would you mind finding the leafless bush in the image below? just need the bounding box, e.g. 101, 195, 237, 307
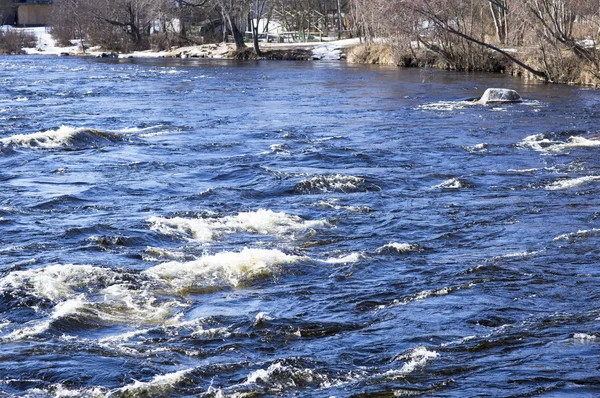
87, 23, 139, 52
0, 29, 37, 54
149, 32, 184, 51
347, 0, 600, 83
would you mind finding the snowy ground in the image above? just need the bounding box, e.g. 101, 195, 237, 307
1, 26, 82, 56
262, 38, 360, 60
3, 25, 357, 60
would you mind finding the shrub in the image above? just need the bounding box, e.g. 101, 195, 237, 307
0, 29, 37, 54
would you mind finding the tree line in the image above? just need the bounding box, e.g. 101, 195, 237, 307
50, 0, 347, 53
47, 0, 600, 82
350, 0, 600, 82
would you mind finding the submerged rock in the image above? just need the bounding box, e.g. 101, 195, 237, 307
476, 88, 522, 104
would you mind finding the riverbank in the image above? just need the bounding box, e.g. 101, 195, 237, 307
347, 43, 600, 86
10, 26, 358, 61
7, 26, 600, 86
163, 39, 358, 61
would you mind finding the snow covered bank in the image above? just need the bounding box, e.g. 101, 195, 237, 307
6, 25, 357, 61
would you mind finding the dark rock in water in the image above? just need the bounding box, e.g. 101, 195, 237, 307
96, 52, 119, 59
476, 88, 522, 104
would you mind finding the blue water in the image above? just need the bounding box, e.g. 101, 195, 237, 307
1, 55, 600, 397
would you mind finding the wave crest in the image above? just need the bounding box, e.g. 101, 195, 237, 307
376, 242, 422, 255
295, 174, 379, 194
517, 133, 600, 153
545, 176, 600, 191
0, 126, 125, 149
0, 263, 119, 301
115, 368, 194, 397
244, 361, 331, 391
388, 346, 439, 376
144, 248, 302, 290
432, 178, 472, 190
148, 209, 328, 242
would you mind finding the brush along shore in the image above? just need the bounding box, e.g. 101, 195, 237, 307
347, 43, 600, 86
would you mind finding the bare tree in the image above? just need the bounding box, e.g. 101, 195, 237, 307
213, 0, 249, 49
489, 0, 508, 44
526, 0, 599, 64
50, 0, 88, 52
250, 0, 269, 55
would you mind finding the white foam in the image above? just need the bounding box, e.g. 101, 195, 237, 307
418, 101, 475, 111
313, 136, 343, 142
4, 320, 52, 341
148, 209, 328, 242
573, 333, 597, 340
553, 228, 600, 241
0, 319, 10, 331
414, 287, 450, 301
432, 178, 465, 189
143, 246, 187, 261
296, 174, 370, 193
99, 283, 180, 324
376, 242, 420, 254
264, 143, 291, 156
495, 250, 543, 259
254, 312, 274, 326
0, 263, 182, 330
463, 143, 488, 153
0, 126, 93, 149
144, 248, 302, 290
118, 125, 166, 133
0, 264, 117, 301
388, 346, 439, 375
312, 199, 373, 212
245, 362, 325, 388
508, 168, 539, 173
138, 130, 172, 138
440, 335, 477, 347
99, 328, 152, 343
115, 368, 194, 396
191, 326, 230, 338
545, 176, 600, 190
5, 295, 86, 340
246, 363, 287, 384
322, 252, 364, 264
25, 384, 107, 398
382, 285, 470, 309
518, 134, 600, 153
52, 295, 87, 318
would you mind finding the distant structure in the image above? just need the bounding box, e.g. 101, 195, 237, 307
0, 0, 18, 25
16, 0, 51, 26
0, 0, 52, 27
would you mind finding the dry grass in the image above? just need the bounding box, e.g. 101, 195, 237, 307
347, 44, 395, 65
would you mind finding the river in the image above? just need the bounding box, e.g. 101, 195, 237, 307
1, 56, 599, 397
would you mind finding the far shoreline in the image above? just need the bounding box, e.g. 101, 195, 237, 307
12, 27, 359, 62
5, 26, 600, 87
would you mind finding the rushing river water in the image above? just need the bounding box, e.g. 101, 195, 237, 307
1, 55, 600, 397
